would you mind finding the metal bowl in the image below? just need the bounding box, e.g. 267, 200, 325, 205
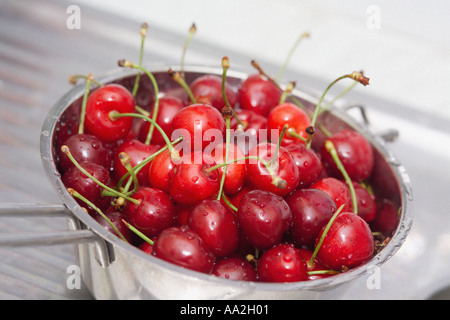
36, 66, 413, 299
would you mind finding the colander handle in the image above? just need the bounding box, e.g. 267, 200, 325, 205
0, 203, 112, 267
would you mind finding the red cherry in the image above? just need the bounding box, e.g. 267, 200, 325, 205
139, 241, 154, 255
237, 190, 292, 249
284, 142, 323, 188
310, 177, 353, 212
84, 84, 135, 143
352, 181, 377, 223
285, 188, 337, 247
137, 95, 185, 146
320, 129, 374, 181
246, 142, 299, 197
58, 133, 109, 173
230, 109, 267, 155
190, 74, 237, 111
93, 209, 133, 243
238, 74, 282, 117
171, 103, 225, 152
148, 148, 176, 193
210, 142, 246, 195
257, 243, 308, 282
187, 199, 240, 257
316, 212, 374, 270
61, 161, 112, 215
113, 139, 160, 187
123, 187, 176, 238
298, 248, 333, 280
168, 151, 220, 205
212, 256, 257, 281
267, 102, 311, 144
370, 199, 399, 236
152, 225, 216, 274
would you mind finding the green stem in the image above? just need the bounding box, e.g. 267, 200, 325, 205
180, 23, 197, 79
217, 117, 231, 201
308, 204, 346, 269
132, 22, 148, 97
68, 188, 129, 243
117, 152, 140, 195
119, 60, 160, 145
169, 68, 197, 104
78, 73, 93, 134
276, 32, 310, 82
122, 219, 154, 246
221, 193, 238, 212
60, 145, 140, 205
324, 140, 358, 215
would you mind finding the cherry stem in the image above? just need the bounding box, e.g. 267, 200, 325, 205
269, 124, 288, 170
308, 204, 346, 269
121, 219, 154, 246
180, 23, 197, 79
118, 152, 140, 195
68, 188, 129, 243
307, 71, 370, 149
109, 111, 180, 161
278, 81, 295, 105
275, 31, 310, 82
77, 72, 94, 134
69, 74, 103, 87
169, 68, 197, 104
131, 22, 149, 97
118, 59, 160, 145
221, 193, 238, 212
286, 128, 307, 143
324, 140, 358, 215
217, 116, 231, 201
307, 270, 340, 276
221, 56, 244, 128
61, 145, 140, 205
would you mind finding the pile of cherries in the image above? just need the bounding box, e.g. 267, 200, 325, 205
54, 23, 399, 283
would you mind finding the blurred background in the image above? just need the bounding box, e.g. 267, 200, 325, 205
0, 0, 449, 299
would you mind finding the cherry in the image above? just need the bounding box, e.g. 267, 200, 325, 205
137, 95, 185, 146
61, 161, 112, 215
298, 248, 334, 280
370, 199, 399, 236
310, 177, 353, 212
148, 148, 176, 193
238, 74, 282, 117
283, 142, 323, 188
152, 225, 216, 274
84, 84, 136, 143
246, 142, 299, 197
139, 240, 154, 255
57, 133, 109, 173
320, 129, 374, 181
210, 142, 246, 195
226, 184, 255, 209
285, 188, 337, 247
237, 190, 291, 249
93, 209, 134, 243
168, 151, 221, 205
112, 139, 160, 187
315, 211, 374, 270
352, 181, 376, 223
187, 199, 240, 257
267, 102, 311, 144
171, 103, 225, 152
230, 109, 267, 155
190, 74, 237, 111
257, 243, 308, 282
123, 187, 177, 238
212, 256, 257, 281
